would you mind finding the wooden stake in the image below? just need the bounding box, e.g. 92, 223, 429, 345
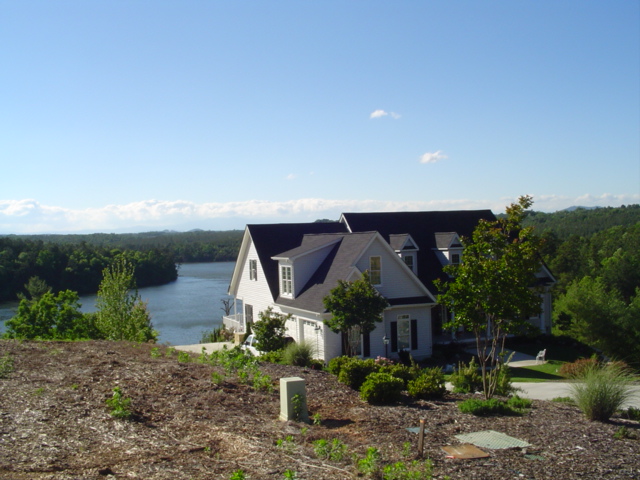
418, 419, 425, 458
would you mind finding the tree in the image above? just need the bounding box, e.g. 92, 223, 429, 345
4, 289, 99, 340
435, 196, 544, 399
252, 307, 291, 352
323, 271, 389, 357
95, 257, 157, 342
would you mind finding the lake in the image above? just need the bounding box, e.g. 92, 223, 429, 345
0, 262, 235, 346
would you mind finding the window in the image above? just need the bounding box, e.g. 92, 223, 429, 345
403, 254, 414, 272
245, 304, 253, 325
369, 256, 381, 284
391, 315, 418, 352
249, 259, 257, 280
281, 265, 292, 296
396, 314, 410, 351
451, 253, 460, 265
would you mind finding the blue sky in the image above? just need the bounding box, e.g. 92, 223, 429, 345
1, 1, 638, 234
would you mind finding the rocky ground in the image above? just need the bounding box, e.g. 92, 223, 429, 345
0, 340, 638, 480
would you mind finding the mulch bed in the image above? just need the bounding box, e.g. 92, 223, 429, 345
0, 340, 638, 479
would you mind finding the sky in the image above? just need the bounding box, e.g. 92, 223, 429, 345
1, 1, 639, 234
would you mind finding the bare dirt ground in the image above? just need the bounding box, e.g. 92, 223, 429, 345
0, 340, 638, 480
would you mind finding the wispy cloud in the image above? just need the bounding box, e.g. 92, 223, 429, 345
1, 195, 637, 234
285, 173, 296, 181
370, 109, 401, 119
420, 150, 448, 164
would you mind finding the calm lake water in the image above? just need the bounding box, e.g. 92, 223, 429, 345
0, 262, 235, 346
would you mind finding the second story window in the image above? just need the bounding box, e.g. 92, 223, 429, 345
249, 259, 257, 280
403, 254, 414, 272
369, 256, 381, 285
451, 253, 460, 265
281, 265, 292, 296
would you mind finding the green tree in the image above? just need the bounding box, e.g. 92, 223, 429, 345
554, 277, 640, 366
435, 196, 544, 399
94, 257, 157, 342
252, 307, 291, 352
4, 289, 99, 340
323, 271, 389, 357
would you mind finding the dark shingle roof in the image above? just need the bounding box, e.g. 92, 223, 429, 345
341, 210, 496, 292
247, 222, 348, 301
275, 232, 378, 312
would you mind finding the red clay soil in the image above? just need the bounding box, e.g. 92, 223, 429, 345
0, 340, 638, 479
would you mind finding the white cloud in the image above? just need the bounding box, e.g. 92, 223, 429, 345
0, 194, 638, 234
285, 173, 296, 181
420, 150, 448, 164
370, 109, 401, 119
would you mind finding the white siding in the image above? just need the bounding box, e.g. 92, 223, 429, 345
235, 241, 276, 323
355, 239, 425, 299
382, 306, 433, 360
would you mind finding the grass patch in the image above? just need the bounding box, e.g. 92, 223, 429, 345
509, 360, 565, 382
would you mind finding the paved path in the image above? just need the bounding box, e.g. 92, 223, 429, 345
174, 342, 234, 354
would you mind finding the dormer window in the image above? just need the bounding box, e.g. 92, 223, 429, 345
451, 253, 460, 265
403, 254, 415, 272
281, 265, 292, 296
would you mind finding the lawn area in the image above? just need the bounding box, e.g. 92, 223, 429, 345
509, 360, 566, 382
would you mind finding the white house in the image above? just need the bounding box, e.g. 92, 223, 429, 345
224, 210, 555, 362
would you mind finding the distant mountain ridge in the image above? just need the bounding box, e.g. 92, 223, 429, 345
524, 204, 640, 239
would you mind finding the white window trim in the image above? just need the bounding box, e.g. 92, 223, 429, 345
281, 265, 293, 297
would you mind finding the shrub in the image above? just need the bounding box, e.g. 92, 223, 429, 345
449, 357, 482, 394
621, 406, 640, 421
312, 438, 348, 461
407, 367, 446, 400
379, 363, 416, 387
360, 372, 404, 404
0, 354, 14, 379
259, 349, 285, 364
327, 355, 351, 376
106, 386, 132, 419
200, 325, 234, 343
356, 447, 380, 477
569, 363, 634, 421
458, 397, 526, 416
507, 395, 532, 410
338, 358, 377, 390
559, 357, 599, 379
494, 361, 514, 397
252, 307, 291, 352
282, 340, 315, 367
382, 459, 433, 480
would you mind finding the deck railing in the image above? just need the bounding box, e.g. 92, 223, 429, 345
222, 313, 245, 333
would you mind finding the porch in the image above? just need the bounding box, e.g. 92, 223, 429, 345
222, 313, 246, 334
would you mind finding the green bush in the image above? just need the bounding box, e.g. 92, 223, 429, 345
338, 358, 378, 390
312, 438, 348, 461
570, 363, 634, 421
458, 398, 522, 416
449, 357, 482, 393
622, 406, 640, 421
382, 459, 433, 480
327, 355, 351, 376
258, 349, 285, 364
407, 367, 446, 400
282, 340, 315, 367
0, 354, 14, 379
360, 372, 404, 404
494, 362, 514, 396
106, 386, 132, 420
379, 363, 416, 387
507, 395, 532, 410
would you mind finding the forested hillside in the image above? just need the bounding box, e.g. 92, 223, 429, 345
0, 237, 178, 302
525, 205, 640, 367
9, 229, 244, 263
